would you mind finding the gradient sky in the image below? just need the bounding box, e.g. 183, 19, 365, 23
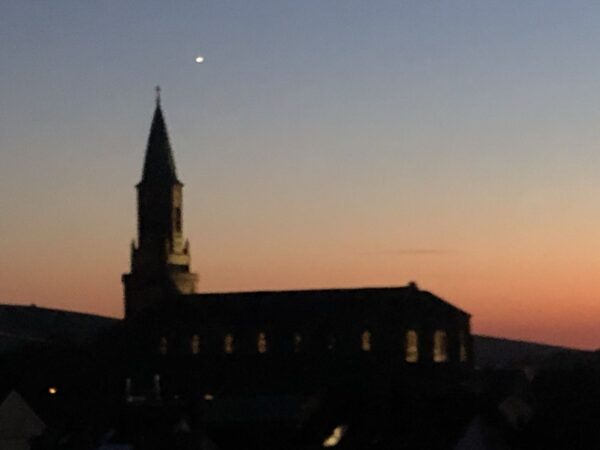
2, 1, 600, 349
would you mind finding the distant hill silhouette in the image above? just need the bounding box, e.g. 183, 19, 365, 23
0, 304, 117, 353
473, 335, 594, 369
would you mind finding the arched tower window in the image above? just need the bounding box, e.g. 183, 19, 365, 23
190, 335, 200, 355
257, 332, 267, 353
459, 330, 468, 362
433, 329, 449, 362
361, 330, 372, 352
224, 333, 234, 354
405, 330, 418, 363
158, 336, 168, 355
293, 333, 302, 353
174, 207, 182, 232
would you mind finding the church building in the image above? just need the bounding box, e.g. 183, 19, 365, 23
121, 92, 472, 398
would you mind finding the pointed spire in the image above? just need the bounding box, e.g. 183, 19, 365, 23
140, 87, 179, 185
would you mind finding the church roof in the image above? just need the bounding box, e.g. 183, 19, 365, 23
179, 285, 471, 319
139, 98, 180, 185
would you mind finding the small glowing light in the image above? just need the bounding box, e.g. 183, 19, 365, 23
195, 56, 205, 64
323, 425, 347, 447
203, 393, 214, 401
48, 387, 57, 395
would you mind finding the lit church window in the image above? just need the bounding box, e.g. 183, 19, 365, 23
190, 335, 200, 354
257, 332, 267, 353
433, 329, 449, 362
158, 337, 168, 355
224, 334, 234, 354
405, 330, 418, 363
459, 330, 468, 362
361, 330, 371, 352
293, 333, 302, 352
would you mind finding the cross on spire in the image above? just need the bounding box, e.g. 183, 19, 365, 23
155, 85, 161, 105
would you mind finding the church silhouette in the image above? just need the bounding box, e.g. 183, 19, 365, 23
120, 91, 472, 401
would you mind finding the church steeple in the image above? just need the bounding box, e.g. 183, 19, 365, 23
140, 88, 179, 185
122, 89, 198, 319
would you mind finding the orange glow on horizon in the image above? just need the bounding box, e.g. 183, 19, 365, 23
2, 239, 600, 350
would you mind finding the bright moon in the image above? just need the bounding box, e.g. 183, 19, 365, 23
195, 56, 204, 64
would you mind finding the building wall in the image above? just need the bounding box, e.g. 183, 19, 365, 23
123, 287, 472, 398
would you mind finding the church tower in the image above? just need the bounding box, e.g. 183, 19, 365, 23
122, 89, 198, 318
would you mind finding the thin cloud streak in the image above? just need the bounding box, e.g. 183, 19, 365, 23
365, 249, 455, 256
